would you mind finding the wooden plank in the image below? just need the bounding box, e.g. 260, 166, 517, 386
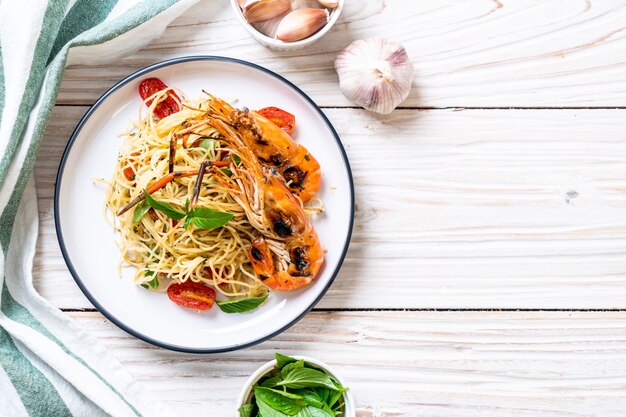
68, 310, 626, 416
56, 0, 626, 107
34, 106, 626, 309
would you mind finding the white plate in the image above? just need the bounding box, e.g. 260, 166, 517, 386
55, 56, 354, 353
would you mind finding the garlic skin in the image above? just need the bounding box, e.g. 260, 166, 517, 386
316, 0, 338, 8
276, 8, 329, 42
243, 0, 292, 24
292, 0, 324, 9
335, 39, 414, 115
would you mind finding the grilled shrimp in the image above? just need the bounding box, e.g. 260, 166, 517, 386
209, 120, 324, 291
205, 95, 321, 202
248, 231, 324, 291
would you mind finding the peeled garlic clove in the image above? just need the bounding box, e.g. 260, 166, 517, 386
244, 0, 291, 24
252, 11, 289, 38
276, 8, 329, 42
335, 38, 414, 115
316, 0, 338, 8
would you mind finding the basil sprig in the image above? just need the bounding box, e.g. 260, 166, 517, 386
135, 189, 233, 230
142, 190, 186, 220
216, 295, 268, 314
238, 353, 348, 417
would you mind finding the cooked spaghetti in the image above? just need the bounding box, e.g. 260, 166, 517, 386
106, 92, 266, 298
103, 78, 324, 313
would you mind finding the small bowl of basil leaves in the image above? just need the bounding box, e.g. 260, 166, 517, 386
237, 352, 355, 417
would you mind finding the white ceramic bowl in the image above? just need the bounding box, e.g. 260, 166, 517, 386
231, 0, 344, 50
237, 355, 356, 416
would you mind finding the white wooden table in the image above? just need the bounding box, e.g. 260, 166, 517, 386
34, 1, 626, 415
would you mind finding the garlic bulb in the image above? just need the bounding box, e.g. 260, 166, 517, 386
335, 39, 414, 114
276, 8, 329, 42
243, 0, 291, 24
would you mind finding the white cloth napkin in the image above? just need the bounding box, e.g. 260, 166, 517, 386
0, 1, 199, 415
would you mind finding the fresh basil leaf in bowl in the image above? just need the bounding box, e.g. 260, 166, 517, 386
237, 353, 354, 417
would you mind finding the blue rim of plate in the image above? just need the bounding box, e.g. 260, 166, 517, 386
54, 55, 355, 353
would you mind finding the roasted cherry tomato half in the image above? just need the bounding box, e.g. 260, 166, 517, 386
167, 281, 216, 311
138, 77, 181, 119
257, 106, 295, 134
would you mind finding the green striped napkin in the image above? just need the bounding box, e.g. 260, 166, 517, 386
0, 1, 197, 415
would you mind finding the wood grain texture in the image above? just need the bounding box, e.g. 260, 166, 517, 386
55, 0, 626, 107
34, 106, 626, 309
68, 310, 626, 417
31, 3, 626, 414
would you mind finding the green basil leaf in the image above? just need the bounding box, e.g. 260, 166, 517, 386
315, 388, 330, 403
290, 390, 324, 409
306, 407, 333, 417
327, 390, 343, 409
281, 360, 304, 379
254, 386, 304, 415
260, 375, 282, 388
216, 295, 268, 314
328, 379, 347, 408
327, 375, 344, 390
183, 216, 193, 229
238, 403, 255, 417
190, 207, 229, 218
275, 353, 298, 370
143, 273, 159, 289
142, 190, 186, 220
256, 397, 290, 417
276, 368, 337, 391
292, 408, 313, 417
191, 214, 232, 229
133, 199, 151, 223
189, 207, 233, 229
259, 388, 303, 401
